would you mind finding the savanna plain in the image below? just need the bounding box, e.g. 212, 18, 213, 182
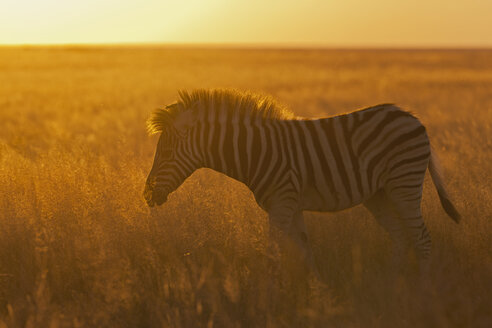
0, 47, 491, 327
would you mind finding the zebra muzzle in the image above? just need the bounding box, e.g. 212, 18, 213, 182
143, 185, 155, 207
152, 189, 168, 206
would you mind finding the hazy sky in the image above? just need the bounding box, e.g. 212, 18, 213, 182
1, 0, 491, 47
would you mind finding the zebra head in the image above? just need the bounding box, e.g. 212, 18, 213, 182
144, 104, 199, 207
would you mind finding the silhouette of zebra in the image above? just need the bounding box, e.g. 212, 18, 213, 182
144, 89, 460, 274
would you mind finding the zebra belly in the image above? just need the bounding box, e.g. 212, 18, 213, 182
300, 185, 363, 212
300, 186, 329, 211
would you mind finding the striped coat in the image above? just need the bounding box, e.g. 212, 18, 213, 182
144, 89, 460, 274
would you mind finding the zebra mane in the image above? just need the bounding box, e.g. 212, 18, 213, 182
147, 89, 295, 135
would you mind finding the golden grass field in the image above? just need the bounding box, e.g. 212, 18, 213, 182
0, 46, 491, 327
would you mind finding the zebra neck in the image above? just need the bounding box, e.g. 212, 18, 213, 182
199, 121, 271, 187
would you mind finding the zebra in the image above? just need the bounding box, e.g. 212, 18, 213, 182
143, 89, 460, 275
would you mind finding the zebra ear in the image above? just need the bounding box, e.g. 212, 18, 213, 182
174, 108, 197, 133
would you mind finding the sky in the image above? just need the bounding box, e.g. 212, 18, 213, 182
0, 0, 491, 47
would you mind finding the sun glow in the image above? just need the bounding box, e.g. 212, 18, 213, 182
0, 0, 491, 47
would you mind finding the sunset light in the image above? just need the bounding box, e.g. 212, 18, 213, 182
1, 0, 491, 47
1, 0, 491, 326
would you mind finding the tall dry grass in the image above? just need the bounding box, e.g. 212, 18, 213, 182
0, 47, 491, 327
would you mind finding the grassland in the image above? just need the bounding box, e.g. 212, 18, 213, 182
0, 46, 491, 327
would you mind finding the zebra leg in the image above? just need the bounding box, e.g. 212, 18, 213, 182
266, 208, 292, 277
268, 207, 315, 279
364, 189, 409, 273
385, 188, 432, 276
290, 211, 319, 278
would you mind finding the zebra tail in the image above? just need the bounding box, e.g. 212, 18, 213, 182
428, 146, 461, 223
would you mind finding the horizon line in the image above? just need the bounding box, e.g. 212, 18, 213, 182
1, 41, 491, 50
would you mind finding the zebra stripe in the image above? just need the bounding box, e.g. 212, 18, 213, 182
144, 89, 460, 274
